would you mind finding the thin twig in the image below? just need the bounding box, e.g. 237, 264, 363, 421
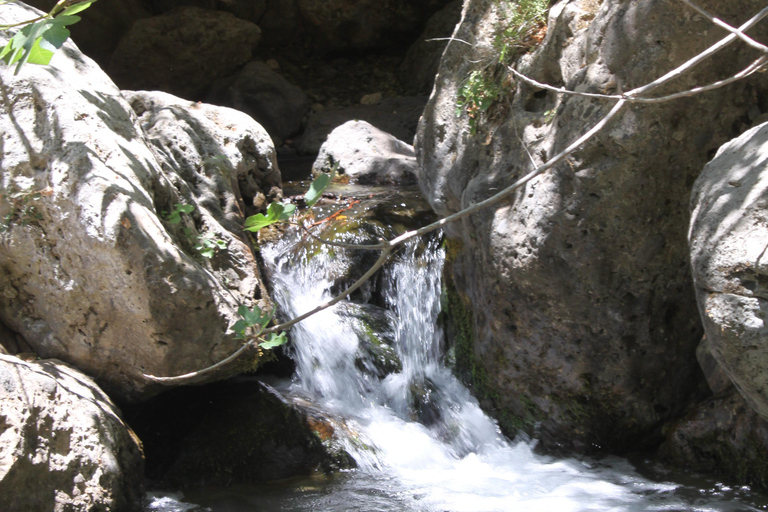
680, 0, 768, 54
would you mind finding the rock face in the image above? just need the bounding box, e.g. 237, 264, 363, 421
0, 2, 279, 401
313, 121, 418, 185
399, 0, 463, 95
127, 378, 353, 486
416, 0, 768, 452
689, 122, 768, 422
107, 6, 262, 100
207, 60, 311, 145
0, 355, 144, 512
660, 388, 768, 489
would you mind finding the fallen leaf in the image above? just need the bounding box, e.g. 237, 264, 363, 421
121, 217, 131, 229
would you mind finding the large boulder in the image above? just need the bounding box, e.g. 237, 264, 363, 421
312, 121, 418, 186
127, 378, 353, 486
689, 122, 768, 422
296, 0, 451, 55
0, 355, 144, 512
415, 0, 768, 452
207, 60, 311, 146
0, 2, 279, 401
107, 6, 262, 100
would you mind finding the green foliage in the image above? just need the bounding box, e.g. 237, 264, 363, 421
304, 170, 333, 208
232, 304, 287, 350
456, 0, 549, 136
243, 201, 296, 232
194, 236, 227, 259
0, 0, 98, 75
163, 203, 194, 224
456, 70, 503, 135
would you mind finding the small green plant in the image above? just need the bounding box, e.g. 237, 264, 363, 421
232, 305, 287, 349
243, 170, 333, 233
0, 0, 98, 75
162, 203, 194, 224
456, 0, 550, 136
195, 235, 227, 259
456, 70, 503, 135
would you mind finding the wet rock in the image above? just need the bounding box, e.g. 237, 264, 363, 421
313, 121, 418, 186
207, 60, 311, 146
299, 96, 428, 155
0, 355, 144, 512
336, 302, 403, 379
108, 6, 261, 100
689, 121, 768, 422
127, 379, 353, 486
0, 3, 276, 401
659, 389, 768, 490
416, 0, 768, 452
399, 0, 463, 94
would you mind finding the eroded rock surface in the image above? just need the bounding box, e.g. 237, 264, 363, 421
416, 0, 768, 451
0, 3, 277, 401
0, 355, 144, 512
313, 121, 418, 185
107, 6, 262, 100
689, 122, 768, 422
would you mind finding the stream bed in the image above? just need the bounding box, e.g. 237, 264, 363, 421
146, 185, 768, 512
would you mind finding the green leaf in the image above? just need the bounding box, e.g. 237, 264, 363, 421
175, 203, 195, 214
304, 173, 331, 207
24, 37, 54, 66
215, 240, 227, 249
59, 0, 99, 17
232, 319, 247, 334
259, 332, 287, 349
243, 202, 296, 232
237, 305, 250, 319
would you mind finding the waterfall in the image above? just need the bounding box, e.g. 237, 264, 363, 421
256, 229, 761, 512
147, 204, 766, 511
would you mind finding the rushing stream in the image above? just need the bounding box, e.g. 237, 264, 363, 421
147, 189, 768, 512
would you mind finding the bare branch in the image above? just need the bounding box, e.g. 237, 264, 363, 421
627, 5, 768, 98
680, 0, 768, 54
144, 338, 259, 383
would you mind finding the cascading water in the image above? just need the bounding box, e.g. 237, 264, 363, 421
147, 192, 768, 512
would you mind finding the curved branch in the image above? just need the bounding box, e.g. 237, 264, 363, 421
680, 0, 768, 54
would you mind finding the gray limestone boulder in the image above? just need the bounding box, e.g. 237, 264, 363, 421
313, 121, 418, 186
416, 0, 768, 452
107, 6, 261, 100
689, 122, 768, 422
207, 60, 311, 146
0, 355, 144, 512
0, 2, 278, 401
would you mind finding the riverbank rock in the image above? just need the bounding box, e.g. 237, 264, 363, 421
127, 378, 353, 486
207, 60, 311, 146
0, 2, 277, 401
0, 355, 144, 512
313, 121, 418, 185
689, 121, 768, 422
659, 388, 768, 490
416, 0, 768, 452
107, 6, 262, 100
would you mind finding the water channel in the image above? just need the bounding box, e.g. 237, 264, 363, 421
146, 186, 768, 512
